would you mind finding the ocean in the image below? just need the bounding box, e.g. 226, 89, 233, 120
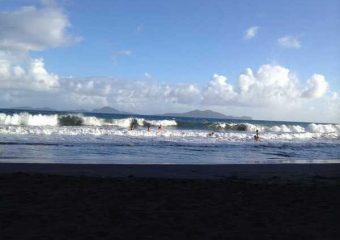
0, 109, 339, 164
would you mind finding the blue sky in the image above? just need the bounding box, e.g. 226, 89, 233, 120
33, 0, 340, 85
0, 0, 339, 122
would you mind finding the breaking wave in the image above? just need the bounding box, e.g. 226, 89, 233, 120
0, 112, 177, 128
0, 112, 339, 141
208, 122, 340, 135
0, 125, 339, 142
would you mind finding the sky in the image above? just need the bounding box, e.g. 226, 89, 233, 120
0, 0, 339, 122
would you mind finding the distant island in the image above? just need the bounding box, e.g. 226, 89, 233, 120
163, 109, 252, 120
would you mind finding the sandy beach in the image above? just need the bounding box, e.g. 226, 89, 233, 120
0, 163, 339, 239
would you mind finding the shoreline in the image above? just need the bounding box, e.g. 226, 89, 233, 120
0, 162, 339, 179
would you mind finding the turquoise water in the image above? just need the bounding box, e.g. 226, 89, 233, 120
0, 109, 339, 164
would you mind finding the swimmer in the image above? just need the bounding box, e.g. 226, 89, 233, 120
207, 132, 215, 137
144, 122, 151, 132
158, 124, 162, 131
254, 129, 260, 141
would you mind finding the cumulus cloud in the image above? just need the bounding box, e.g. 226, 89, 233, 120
0, 5, 78, 51
203, 74, 236, 105
244, 26, 259, 39
70, 93, 109, 109
0, 2, 78, 93
302, 74, 328, 98
60, 64, 339, 122
167, 84, 201, 105
1, 62, 337, 122
0, 55, 59, 91
236, 65, 301, 107
58, 64, 327, 111
278, 35, 301, 49
64, 77, 111, 96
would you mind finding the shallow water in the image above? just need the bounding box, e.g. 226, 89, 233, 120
0, 109, 339, 164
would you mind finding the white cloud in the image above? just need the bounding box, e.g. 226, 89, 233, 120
167, 84, 201, 105
302, 74, 328, 98
244, 26, 259, 39
236, 65, 301, 107
65, 78, 111, 97
116, 50, 132, 56
278, 35, 301, 49
57, 65, 333, 121
203, 74, 236, 105
1, 63, 338, 122
0, 5, 78, 51
144, 72, 152, 79
70, 93, 109, 109
0, 3, 77, 93
0, 55, 59, 91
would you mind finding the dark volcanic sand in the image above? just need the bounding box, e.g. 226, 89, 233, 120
0, 173, 339, 240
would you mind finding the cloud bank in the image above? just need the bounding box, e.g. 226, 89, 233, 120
5, 63, 333, 122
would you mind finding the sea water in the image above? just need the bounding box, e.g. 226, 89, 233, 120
0, 109, 339, 164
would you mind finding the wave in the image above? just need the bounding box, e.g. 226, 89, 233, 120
0, 112, 177, 128
208, 122, 340, 135
0, 125, 339, 142
0, 112, 339, 138
207, 123, 248, 131
0, 112, 59, 126
207, 122, 305, 133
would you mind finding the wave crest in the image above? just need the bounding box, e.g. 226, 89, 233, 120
0, 112, 177, 128
0, 113, 339, 138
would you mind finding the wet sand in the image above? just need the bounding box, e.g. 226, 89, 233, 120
0, 163, 339, 239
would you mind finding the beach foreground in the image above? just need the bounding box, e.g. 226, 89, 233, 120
0, 164, 339, 239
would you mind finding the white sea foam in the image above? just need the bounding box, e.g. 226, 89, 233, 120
0, 113, 59, 126
0, 112, 339, 141
307, 123, 340, 134
0, 124, 339, 142
144, 119, 177, 127
0, 113, 177, 128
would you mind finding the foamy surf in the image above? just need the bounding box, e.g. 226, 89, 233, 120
0, 112, 177, 128
0, 110, 339, 164
0, 112, 339, 140
0, 124, 339, 142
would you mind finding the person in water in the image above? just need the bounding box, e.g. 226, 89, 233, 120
254, 129, 260, 141
158, 124, 162, 131
207, 132, 214, 137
